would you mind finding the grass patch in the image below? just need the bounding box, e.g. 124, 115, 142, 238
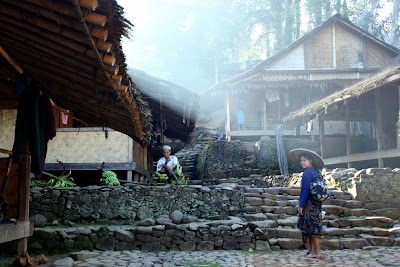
182, 261, 224, 267
369, 255, 382, 258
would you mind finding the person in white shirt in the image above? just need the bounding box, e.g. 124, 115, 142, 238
156, 145, 179, 182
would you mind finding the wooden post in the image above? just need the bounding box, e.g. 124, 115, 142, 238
345, 100, 352, 168
225, 91, 231, 141
375, 88, 384, 167
332, 22, 336, 69
263, 91, 268, 130
17, 144, 30, 255
319, 116, 325, 159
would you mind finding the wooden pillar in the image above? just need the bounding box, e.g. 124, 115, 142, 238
319, 116, 325, 159
375, 88, 384, 167
225, 91, 231, 141
263, 91, 268, 130
345, 100, 352, 168
17, 144, 30, 255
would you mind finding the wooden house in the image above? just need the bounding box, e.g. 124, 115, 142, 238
204, 15, 399, 140
283, 55, 400, 169
130, 69, 198, 143
0, 0, 153, 254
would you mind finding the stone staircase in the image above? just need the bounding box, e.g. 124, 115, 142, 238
175, 132, 218, 184
240, 186, 400, 249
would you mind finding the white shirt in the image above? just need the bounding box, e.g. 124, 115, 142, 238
156, 155, 178, 172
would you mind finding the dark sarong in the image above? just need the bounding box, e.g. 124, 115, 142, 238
297, 198, 322, 243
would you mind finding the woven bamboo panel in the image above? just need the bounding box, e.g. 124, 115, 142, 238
365, 43, 393, 68
310, 72, 358, 80
305, 26, 333, 69
46, 130, 131, 163
335, 25, 364, 68
0, 109, 17, 158
269, 45, 305, 70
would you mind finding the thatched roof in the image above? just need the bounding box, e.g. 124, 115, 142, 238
130, 69, 198, 141
282, 55, 400, 122
0, 0, 152, 143
205, 14, 399, 94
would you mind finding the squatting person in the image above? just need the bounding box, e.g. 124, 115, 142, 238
156, 145, 179, 183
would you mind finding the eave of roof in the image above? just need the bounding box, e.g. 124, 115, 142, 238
0, 0, 152, 143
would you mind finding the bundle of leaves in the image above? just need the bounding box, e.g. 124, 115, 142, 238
100, 170, 120, 186
30, 160, 76, 188
149, 162, 188, 186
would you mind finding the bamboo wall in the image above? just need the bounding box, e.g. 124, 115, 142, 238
46, 129, 131, 163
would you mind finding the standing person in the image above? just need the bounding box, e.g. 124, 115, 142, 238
156, 145, 179, 183
288, 148, 324, 258
218, 133, 226, 141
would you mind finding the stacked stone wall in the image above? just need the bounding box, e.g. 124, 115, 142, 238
29, 185, 244, 225
198, 137, 320, 184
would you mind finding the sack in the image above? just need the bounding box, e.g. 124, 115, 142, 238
309, 172, 330, 202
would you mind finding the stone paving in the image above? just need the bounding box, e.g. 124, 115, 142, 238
48, 247, 400, 267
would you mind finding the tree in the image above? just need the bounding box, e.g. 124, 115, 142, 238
391, 0, 400, 46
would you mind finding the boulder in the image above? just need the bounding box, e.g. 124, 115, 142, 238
322, 205, 343, 216
373, 208, 400, 219
248, 220, 278, 229
359, 234, 393, 246
179, 241, 196, 251
137, 218, 155, 226
182, 215, 198, 224
142, 242, 161, 251
365, 217, 393, 228
52, 257, 74, 267
170, 210, 184, 224
114, 229, 134, 242
324, 228, 342, 236
255, 240, 271, 250
96, 236, 115, 251
137, 206, 151, 220
277, 238, 303, 249
245, 197, 263, 206
69, 251, 99, 261
197, 241, 214, 250
341, 238, 369, 249
29, 214, 47, 227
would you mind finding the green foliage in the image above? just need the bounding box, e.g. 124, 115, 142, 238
100, 170, 120, 186
149, 162, 188, 186
30, 170, 76, 188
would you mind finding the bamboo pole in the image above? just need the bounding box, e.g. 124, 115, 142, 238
80, 0, 99, 11
0, 16, 115, 65
3, 1, 109, 43
0, 5, 109, 46
112, 75, 123, 84
0, 45, 23, 74
24, 0, 107, 26
106, 65, 119, 76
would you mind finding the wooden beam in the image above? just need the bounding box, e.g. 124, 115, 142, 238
225, 91, 231, 140
17, 144, 30, 255
375, 88, 384, 167
319, 116, 325, 158
345, 99, 352, 168
324, 147, 400, 165
0, 45, 23, 74
44, 162, 149, 177
0, 221, 33, 244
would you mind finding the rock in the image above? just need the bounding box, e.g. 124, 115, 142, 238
322, 205, 343, 216
364, 202, 386, 210
197, 241, 214, 250
135, 227, 153, 235
255, 240, 271, 250
96, 236, 115, 250
69, 251, 99, 261
373, 208, 400, 219
33, 229, 56, 239
179, 241, 196, 251
248, 220, 278, 229
188, 223, 199, 231
156, 216, 172, 225
242, 214, 268, 221
223, 241, 239, 250
276, 229, 302, 239
141, 242, 161, 251
277, 238, 303, 249
170, 210, 184, 224
137, 206, 151, 220
365, 217, 393, 228
115, 242, 135, 251
52, 257, 74, 267
319, 239, 341, 250
341, 238, 369, 249
360, 234, 393, 246
231, 223, 245, 231
366, 168, 386, 174
349, 209, 371, 217
277, 219, 296, 227
29, 214, 47, 227
114, 229, 134, 242
344, 200, 364, 209
182, 215, 198, 224
324, 228, 342, 236
372, 227, 390, 237
30, 241, 43, 249
137, 218, 155, 226
245, 197, 263, 206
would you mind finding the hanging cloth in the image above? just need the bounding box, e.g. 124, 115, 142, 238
61, 110, 69, 125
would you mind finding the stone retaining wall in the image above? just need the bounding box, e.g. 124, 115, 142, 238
29, 185, 244, 225
198, 137, 319, 183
